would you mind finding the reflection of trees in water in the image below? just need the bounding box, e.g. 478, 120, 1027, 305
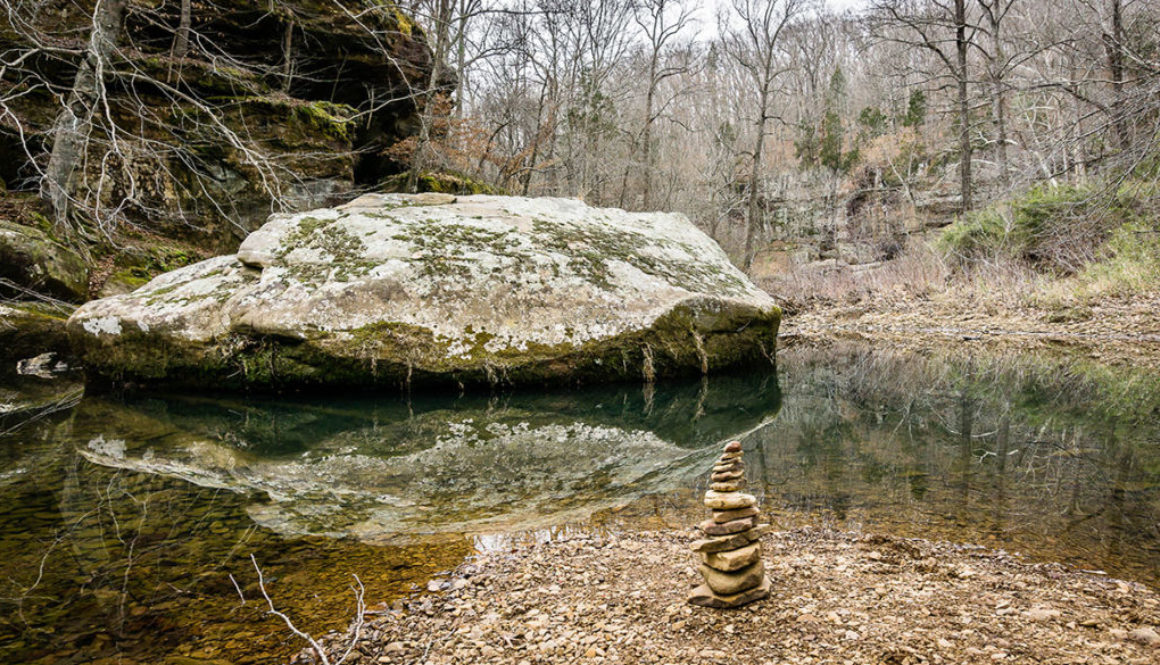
1, 453, 265, 660
751, 343, 1160, 584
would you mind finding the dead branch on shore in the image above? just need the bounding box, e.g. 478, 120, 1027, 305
251, 553, 366, 665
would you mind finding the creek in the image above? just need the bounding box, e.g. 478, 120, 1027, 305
1, 340, 1156, 664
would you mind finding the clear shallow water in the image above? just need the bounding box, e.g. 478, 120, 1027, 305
1, 341, 1157, 664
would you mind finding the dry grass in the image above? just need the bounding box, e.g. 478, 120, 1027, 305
1031, 224, 1160, 309
760, 232, 1159, 324
764, 231, 1160, 347
942, 256, 1053, 314
760, 239, 1054, 318
759, 242, 951, 312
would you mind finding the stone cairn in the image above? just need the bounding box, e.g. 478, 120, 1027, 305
688, 440, 771, 608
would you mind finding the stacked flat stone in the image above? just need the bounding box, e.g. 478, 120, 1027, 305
688, 440, 771, 608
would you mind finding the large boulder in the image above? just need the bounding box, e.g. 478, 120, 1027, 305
0, 221, 89, 301
68, 195, 781, 391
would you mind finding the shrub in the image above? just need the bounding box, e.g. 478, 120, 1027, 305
938, 207, 1013, 262
939, 182, 1155, 274
1067, 221, 1160, 299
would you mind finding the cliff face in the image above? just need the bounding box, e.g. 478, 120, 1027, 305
0, 0, 446, 255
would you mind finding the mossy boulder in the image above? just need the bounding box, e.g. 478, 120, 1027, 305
68, 195, 781, 391
0, 302, 74, 372
95, 242, 205, 298
0, 220, 89, 301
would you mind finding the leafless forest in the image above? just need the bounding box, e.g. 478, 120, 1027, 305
399, 0, 1159, 277
2, 0, 1158, 294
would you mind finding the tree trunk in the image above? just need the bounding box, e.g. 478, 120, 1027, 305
641, 55, 658, 210
522, 88, 548, 196
281, 20, 295, 92
743, 86, 769, 272
1106, 0, 1129, 151
40, 0, 128, 239
455, 0, 469, 120
985, 2, 1009, 187
174, 0, 192, 57
955, 0, 973, 212
990, 79, 1009, 188
407, 0, 452, 193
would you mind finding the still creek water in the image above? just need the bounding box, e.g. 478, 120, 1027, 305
1, 341, 1158, 664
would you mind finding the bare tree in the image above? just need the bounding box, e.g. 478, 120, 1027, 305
632, 0, 695, 209
403, 0, 465, 191
1105, 0, 1130, 151
39, 0, 129, 242
871, 0, 979, 212
720, 0, 807, 270
3, 1, 441, 257
976, 0, 1017, 188
446, 0, 1157, 275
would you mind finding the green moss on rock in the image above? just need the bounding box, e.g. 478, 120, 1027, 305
70, 298, 779, 393
97, 241, 207, 297
0, 302, 75, 369
382, 171, 504, 195
0, 220, 89, 301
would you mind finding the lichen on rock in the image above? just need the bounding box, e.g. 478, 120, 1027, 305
68, 195, 781, 391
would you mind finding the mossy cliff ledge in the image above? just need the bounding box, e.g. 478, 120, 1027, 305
67, 195, 781, 391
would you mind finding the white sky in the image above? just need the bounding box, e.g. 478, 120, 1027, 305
827, 0, 871, 9
690, 0, 872, 42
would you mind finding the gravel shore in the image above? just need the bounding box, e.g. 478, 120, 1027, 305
779, 292, 1160, 370
300, 528, 1159, 665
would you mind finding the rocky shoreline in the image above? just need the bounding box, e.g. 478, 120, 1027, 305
300, 528, 1159, 665
779, 292, 1160, 370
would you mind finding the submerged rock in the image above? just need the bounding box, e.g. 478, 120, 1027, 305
68, 195, 781, 391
